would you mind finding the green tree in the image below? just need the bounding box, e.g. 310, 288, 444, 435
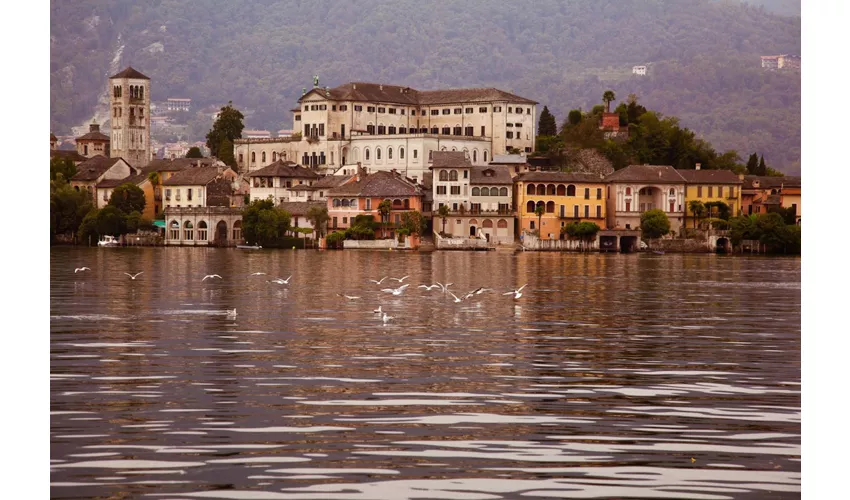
688, 200, 706, 229
96, 205, 128, 237
400, 211, 425, 236
602, 90, 616, 113
206, 101, 244, 158
50, 157, 77, 182
626, 94, 648, 124
185, 146, 203, 158
377, 199, 392, 238
326, 231, 345, 249
241, 199, 292, 246
218, 137, 236, 168
567, 109, 583, 127
124, 210, 153, 233
534, 204, 545, 234
78, 209, 100, 245
757, 155, 767, 176
305, 205, 330, 238
562, 221, 600, 250
108, 183, 146, 214
640, 209, 671, 239
50, 177, 94, 240
437, 204, 450, 235
729, 214, 759, 246
704, 201, 731, 221
538, 106, 557, 136
746, 153, 759, 174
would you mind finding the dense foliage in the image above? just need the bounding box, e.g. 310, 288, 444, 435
50, 157, 77, 182
185, 146, 203, 158
50, 176, 94, 241
50, 0, 799, 173
729, 213, 800, 254
206, 102, 244, 161
108, 183, 146, 214
344, 215, 379, 240
640, 209, 671, 239
399, 211, 426, 236
305, 205, 330, 238
241, 199, 292, 247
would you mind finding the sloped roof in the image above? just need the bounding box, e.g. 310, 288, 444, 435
247, 160, 319, 179
50, 133, 57, 142
110, 66, 150, 80
430, 151, 471, 169
298, 82, 536, 105
743, 175, 801, 189
676, 169, 742, 184
470, 166, 513, 185
279, 201, 326, 216
303, 175, 355, 190
51, 149, 87, 162
141, 157, 215, 174
515, 171, 604, 183
162, 167, 224, 186
605, 165, 686, 184
96, 174, 147, 189
71, 156, 124, 181
328, 170, 422, 198
76, 130, 110, 142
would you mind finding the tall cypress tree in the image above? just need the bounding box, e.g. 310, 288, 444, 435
746, 153, 759, 174
757, 155, 767, 176
538, 106, 557, 136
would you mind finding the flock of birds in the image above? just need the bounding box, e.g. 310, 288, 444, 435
71, 267, 527, 325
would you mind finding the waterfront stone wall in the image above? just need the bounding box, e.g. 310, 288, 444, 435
435, 233, 493, 250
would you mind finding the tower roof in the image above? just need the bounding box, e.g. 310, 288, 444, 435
110, 66, 150, 80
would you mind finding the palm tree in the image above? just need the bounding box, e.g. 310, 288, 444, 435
534, 204, 545, 235
602, 90, 616, 113
437, 204, 450, 236
377, 199, 392, 239
688, 200, 706, 229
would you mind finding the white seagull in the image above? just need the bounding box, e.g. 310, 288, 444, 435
337, 294, 360, 300
74, 267, 91, 273
226, 308, 237, 317
381, 284, 410, 296
268, 275, 292, 285
124, 272, 144, 280
382, 313, 394, 324
249, 272, 267, 276
373, 305, 383, 314
369, 277, 389, 285
436, 282, 454, 293
448, 291, 463, 303
418, 284, 441, 291
503, 284, 528, 299
389, 275, 410, 283
202, 274, 223, 281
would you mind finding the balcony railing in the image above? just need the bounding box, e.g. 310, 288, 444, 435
435, 208, 515, 216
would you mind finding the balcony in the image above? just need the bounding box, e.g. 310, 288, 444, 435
435, 208, 515, 217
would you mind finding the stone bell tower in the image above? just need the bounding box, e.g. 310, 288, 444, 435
108, 66, 151, 169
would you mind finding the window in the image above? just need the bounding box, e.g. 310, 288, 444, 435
697, 186, 703, 197
454, 108, 462, 114
708, 186, 714, 197
183, 221, 194, 241
730, 186, 736, 197
187, 188, 193, 201
429, 150, 433, 161
484, 151, 488, 162
465, 126, 473, 136
388, 126, 396, 135
597, 188, 602, 200
507, 123, 513, 127
342, 217, 348, 224
472, 187, 481, 196
453, 126, 462, 136
399, 126, 406, 134
377, 125, 386, 134
431, 127, 439, 134
465, 107, 473, 113
366, 198, 371, 210
388, 148, 393, 160
303, 106, 308, 111
251, 152, 256, 163
479, 106, 487, 113
442, 127, 450, 135
451, 186, 460, 195
365, 149, 370, 160
584, 188, 590, 199
596, 206, 602, 218
262, 152, 266, 163
388, 108, 397, 114
584, 205, 590, 218
439, 170, 448, 181
506, 131, 514, 139
378, 107, 386, 113
165, 189, 172, 200
413, 149, 418, 159
626, 201, 631, 212
515, 123, 522, 128
717, 186, 723, 198
449, 170, 458, 181
500, 187, 508, 196
332, 105, 337, 111
527, 108, 531, 114
442, 109, 451, 115
367, 106, 376, 112
319, 123, 325, 136
481, 126, 486, 136
574, 205, 579, 218
567, 185, 576, 196
508, 107, 513, 113
367, 124, 375, 134
376, 148, 382, 160
399, 148, 405, 159
354, 105, 362, 112
431, 109, 439, 116
463, 170, 468, 179
340, 105, 348, 111
626, 187, 632, 195
437, 185, 447, 195
473, 150, 478, 162
530, 221, 535, 230
546, 201, 555, 213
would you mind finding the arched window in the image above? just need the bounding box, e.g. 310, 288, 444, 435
350, 199, 357, 208
431, 127, 439, 134
183, 220, 194, 241
429, 150, 433, 161
388, 148, 393, 160
625, 187, 632, 195
197, 221, 208, 241
472, 187, 480, 196
342, 199, 350, 207
439, 170, 448, 181
376, 148, 382, 160
497, 219, 508, 228
526, 201, 535, 213
333, 199, 340, 207
272, 152, 277, 161
536, 184, 546, 195
499, 187, 508, 196
251, 152, 256, 163
669, 188, 675, 196
399, 127, 406, 134
399, 147, 405, 159
392, 199, 403, 208
365, 149, 370, 161
473, 150, 478, 163
451, 147, 457, 152
483, 219, 494, 228
139, 86, 144, 100
567, 185, 576, 196
449, 170, 458, 181
169, 220, 180, 240
484, 151, 488, 162
557, 185, 566, 196
262, 152, 266, 163
547, 184, 556, 195
232, 220, 242, 241
526, 184, 535, 195
546, 201, 555, 213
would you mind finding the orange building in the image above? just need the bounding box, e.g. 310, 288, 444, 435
742, 175, 801, 224
327, 167, 423, 237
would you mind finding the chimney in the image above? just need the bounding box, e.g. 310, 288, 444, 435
379, 84, 383, 91
356, 161, 365, 181
695, 163, 701, 170
353, 83, 357, 90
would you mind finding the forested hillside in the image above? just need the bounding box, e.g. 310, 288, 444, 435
50, 0, 800, 173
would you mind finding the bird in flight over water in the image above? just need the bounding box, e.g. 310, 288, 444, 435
124, 272, 144, 280
503, 284, 527, 299
202, 274, 223, 281
74, 267, 91, 273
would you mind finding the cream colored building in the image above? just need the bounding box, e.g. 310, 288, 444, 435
234, 81, 537, 183
247, 160, 320, 204
605, 165, 687, 233
109, 66, 151, 169
161, 166, 238, 209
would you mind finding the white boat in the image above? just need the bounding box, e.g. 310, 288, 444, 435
236, 244, 262, 249
98, 235, 120, 247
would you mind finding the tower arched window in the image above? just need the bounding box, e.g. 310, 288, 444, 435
272, 152, 277, 161
262, 152, 266, 163
251, 152, 256, 163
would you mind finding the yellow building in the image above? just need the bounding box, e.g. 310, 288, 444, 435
514, 171, 607, 240
677, 168, 743, 227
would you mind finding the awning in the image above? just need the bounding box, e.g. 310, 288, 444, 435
153, 220, 166, 228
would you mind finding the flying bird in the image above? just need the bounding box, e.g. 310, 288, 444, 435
502, 284, 527, 300
268, 275, 292, 285
418, 284, 441, 291
124, 272, 144, 280
226, 308, 237, 317
373, 305, 383, 314
337, 294, 360, 300
202, 274, 222, 281
369, 277, 388, 285
74, 267, 91, 273
448, 291, 463, 303
389, 275, 410, 283
381, 284, 410, 296
249, 272, 267, 276
382, 313, 394, 324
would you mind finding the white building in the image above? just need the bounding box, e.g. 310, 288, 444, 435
632, 65, 647, 76
161, 166, 239, 209
234, 81, 538, 183
247, 160, 321, 204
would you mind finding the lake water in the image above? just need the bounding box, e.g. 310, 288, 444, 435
50, 247, 801, 499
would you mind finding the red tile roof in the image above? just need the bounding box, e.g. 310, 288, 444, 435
110, 66, 150, 80
299, 82, 537, 105
605, 165, 686, 184
328, 170, 422, 198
